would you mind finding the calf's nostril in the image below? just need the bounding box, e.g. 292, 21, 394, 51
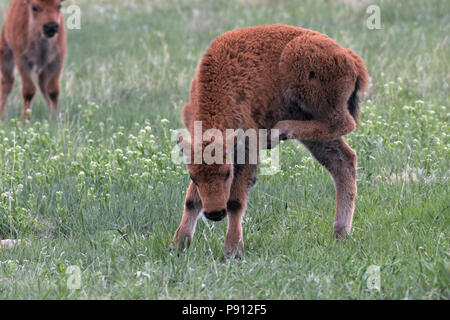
43, 22, 59, 35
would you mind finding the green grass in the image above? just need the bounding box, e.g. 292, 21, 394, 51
0, 0, 448, 299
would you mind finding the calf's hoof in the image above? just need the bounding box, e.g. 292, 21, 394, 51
272, 121, 294, 141
169, 235, 192, 253
334, 225, 350, 239
221, 251, 243, 263
223, 243, 244, 261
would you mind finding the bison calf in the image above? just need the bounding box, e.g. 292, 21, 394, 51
172, 25, 369, 258
0, 0, 66, 120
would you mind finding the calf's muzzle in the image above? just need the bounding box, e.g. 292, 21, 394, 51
204, 209, 227, 222
43, 22, 59, 38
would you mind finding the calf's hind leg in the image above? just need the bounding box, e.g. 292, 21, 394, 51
273, 112, 356, 143
302, 137, 357, 238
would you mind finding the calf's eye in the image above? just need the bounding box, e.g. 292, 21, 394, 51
224, 170, 230, 181
32, 6, 40, 12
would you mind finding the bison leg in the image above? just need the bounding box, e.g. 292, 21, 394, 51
273, 113, 356, 143
225, 165, 256, 258
302, 137, 357, 238
16, 58, 36, 120
39, 58, 62, 119
0, 42, 15, 119
41, 58, 63, 119
38, 71, 51, 109
46, 76, 60, 119
171, 181, 202, 251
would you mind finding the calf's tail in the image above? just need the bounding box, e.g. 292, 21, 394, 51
346, 49, 370, 125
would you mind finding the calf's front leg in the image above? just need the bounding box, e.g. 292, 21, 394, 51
171, 181, 202, 251
0, 43, 15, 119
225, 165, 256, 258
17, 59, 36, 120
39, 58, 63, 119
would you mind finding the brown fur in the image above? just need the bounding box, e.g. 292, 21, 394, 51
0, 0, 66, 120
172, 25, 369, 257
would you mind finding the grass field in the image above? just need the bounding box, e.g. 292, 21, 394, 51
0, 0, 448, 299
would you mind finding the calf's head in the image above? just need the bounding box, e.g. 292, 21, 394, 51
25, 0, 65, 38
178, 133, 236, 222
